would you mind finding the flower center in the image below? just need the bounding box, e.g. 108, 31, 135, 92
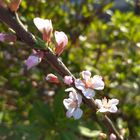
104, 103, 111, 109
70, 100, 78, 108
83, 79, 93, 89
102, 98, 111, 109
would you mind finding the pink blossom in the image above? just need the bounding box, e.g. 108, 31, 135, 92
54, 31, 68, 56
33, 18, 53, 42
63, 87, 83, 119
25, 52, 43, 70
95, 97, 119, 113
75, 70, 104, 99
45, 73, 59, 84
64, 76, 73, 85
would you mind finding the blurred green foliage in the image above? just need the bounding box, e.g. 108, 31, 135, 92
0, 0, 140, 140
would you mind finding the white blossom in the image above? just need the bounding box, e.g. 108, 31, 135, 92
63, 88, 83, 119
75, 70, 104, 99
95, 98, 119, 113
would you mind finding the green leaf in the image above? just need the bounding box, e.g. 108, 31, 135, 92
78, 126, 101, 138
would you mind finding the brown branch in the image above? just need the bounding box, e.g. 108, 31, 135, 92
0, 6, 124, 140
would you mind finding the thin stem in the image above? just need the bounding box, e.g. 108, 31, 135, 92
104, 115, 124, 140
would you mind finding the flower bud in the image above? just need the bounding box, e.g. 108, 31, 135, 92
64, 76, 73, 85
54, 31, 68, 56
33, 18, 53, 42
25, 52, 43, 70
99, 133, 107, 139
9, 0, 22, 12
0, 33, 17, 42
110, 133, 117, 140
46, 73, 59, 84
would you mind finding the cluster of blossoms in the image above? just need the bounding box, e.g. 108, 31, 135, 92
46, 70, 119, 120
61, 71, 119, 119
23, 16, 119, 120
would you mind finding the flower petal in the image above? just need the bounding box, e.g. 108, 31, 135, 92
109, 105, 118, 113
63, 98, 73, 110
75, 79, 85, 91
76, 93, 82, 105
65, 87, 76, 93
83, 88, 95, 99
33, 17, 45, 33
95, 99, 103, 108
66, 108, 75, 118
81, 70, 91, 80
98, 107, 108, 113
25, 54, 42, 70
69, 91, 77, 100
109, 99, 119, 106
54, 31, 68, 47
91, 75, 104, 90
73, 108, 83, 119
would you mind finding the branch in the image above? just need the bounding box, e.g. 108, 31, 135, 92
0, 6, 124, 140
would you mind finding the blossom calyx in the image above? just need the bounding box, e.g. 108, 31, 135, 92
9, 0, 22, 12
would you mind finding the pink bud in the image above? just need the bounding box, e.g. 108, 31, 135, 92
54, 31, 68, 56
33, 18, 53, 42
64, 76, 73, 85
46, 73, 59, 84
25, 52, 43, 70
0, 33, 17, 42
9, 0, 22, 12
110, 133, 117, 140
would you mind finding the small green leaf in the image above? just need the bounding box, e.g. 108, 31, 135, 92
78, 126, 101, 138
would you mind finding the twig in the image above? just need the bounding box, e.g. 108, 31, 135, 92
0, 6, 124, 140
